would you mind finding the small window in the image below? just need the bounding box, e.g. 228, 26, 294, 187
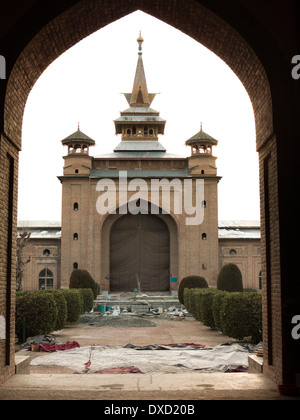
127, 128, 131, 136
149, 129, 154, 136
43, 249, 50, 256
73, 233, 78, 240
39, 268, 54, 290
202, 200, 207, 208
75, 169, 79, 174
229, 249, 237, 256
259, 271, 262, 290
132, 126, 137, 135
201, 170, 205, 175
202, 233, 207, 240
74, 202, 79, 211
73, 262, 78, 270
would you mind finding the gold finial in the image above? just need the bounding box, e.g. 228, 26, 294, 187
137, 30, 144, 43
137, 31, 144, 55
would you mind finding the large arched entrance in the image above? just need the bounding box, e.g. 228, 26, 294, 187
110, 214, 170, 292
0, 0, 299, 392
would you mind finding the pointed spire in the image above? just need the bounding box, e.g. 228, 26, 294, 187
123, 32, 157, 107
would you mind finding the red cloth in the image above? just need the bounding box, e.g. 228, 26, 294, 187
94, 366, 144, 374
38, 341, 80, 353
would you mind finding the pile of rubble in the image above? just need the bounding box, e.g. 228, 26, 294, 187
150, 306, 191, 319
78, 303, 192, 328
94, 303, 191, 319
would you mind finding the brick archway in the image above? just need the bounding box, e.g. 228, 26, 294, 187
1, 0, 299, 392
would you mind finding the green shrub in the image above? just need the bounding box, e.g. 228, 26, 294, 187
44, 290, 67, 330
60, 289, 83, 324
78, 289, 94, 313
69, 269, 99, 299
212, 290, 228, 331
199, 289, 219, 329
220, 292, 262, 343
16, 291, 58, 341
178, 276, 208, 304
183, 288, 192, 312
188, 289, 204, 321
217, 264, 243, 292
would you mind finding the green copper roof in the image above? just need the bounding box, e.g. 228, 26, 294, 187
186, 128, 218, 146
61, 128, 96, 145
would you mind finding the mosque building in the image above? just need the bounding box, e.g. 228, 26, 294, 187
19, 34, 261, 293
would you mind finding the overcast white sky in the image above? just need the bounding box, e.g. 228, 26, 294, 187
18, 10, 259, 223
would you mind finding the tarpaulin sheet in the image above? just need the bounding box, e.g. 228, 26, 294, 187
30, 343, 251, 374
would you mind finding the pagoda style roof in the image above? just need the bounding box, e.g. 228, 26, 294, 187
114, 140, 166, 153
186, 126, 218, 146
61, 127, 96, 146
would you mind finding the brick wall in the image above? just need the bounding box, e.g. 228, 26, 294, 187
0, 134, 19, 384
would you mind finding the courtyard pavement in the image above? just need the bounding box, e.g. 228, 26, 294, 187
0, 316, 298, 400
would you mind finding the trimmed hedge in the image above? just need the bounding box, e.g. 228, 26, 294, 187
199, 289, 219, 329
184, 288, 262, 344
43, 290, 68, 331
217, 263, 243, 292
69, 269, 99, 299
212, 290, 227, 331
220, 292, 262, 343
178, 276, 208, 304
60, 289, 83, 323
78, 288, 94, 313
16, 291, 58, 341
188, 289, 203, 321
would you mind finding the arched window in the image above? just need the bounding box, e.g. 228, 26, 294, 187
39, 268, 54, 290
202, 233, 207, 240
73, 262, 78, 270
43, 249, 50, 256
201, 170, 205, 175
202, 200, 207, 208
73, 233, 78, 240
229, 249, 237, 256
74, 202, 79, 211
259, 271, 262, 290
